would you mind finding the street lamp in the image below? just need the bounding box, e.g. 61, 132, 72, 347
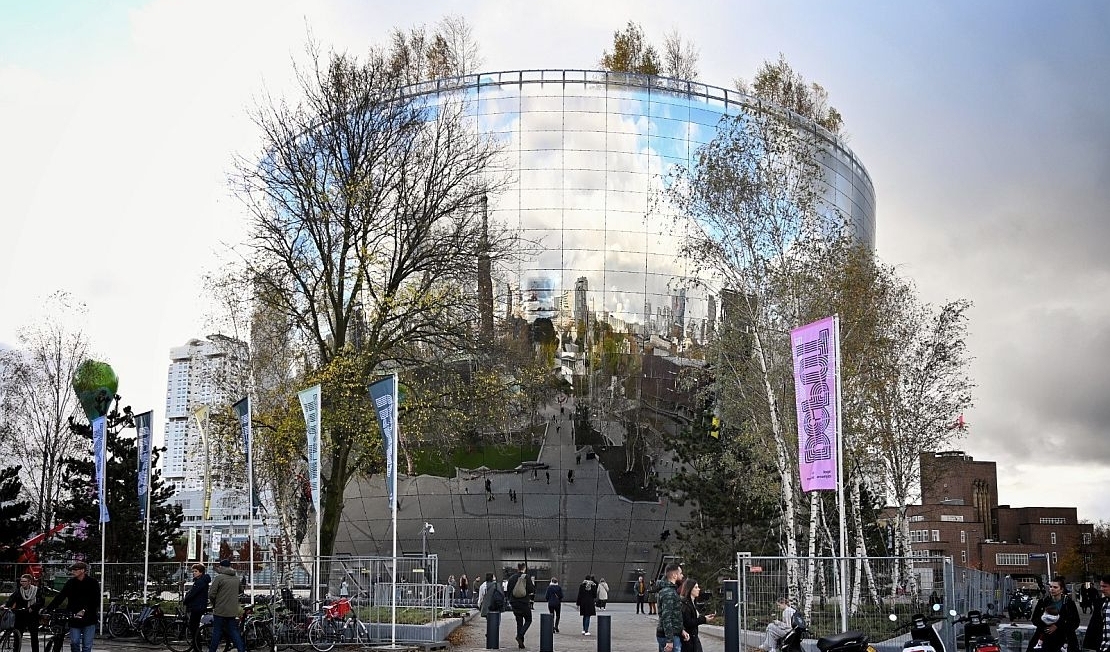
421, 522, 435, 558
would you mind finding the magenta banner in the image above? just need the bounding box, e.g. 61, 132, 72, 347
791, 316, 839, 492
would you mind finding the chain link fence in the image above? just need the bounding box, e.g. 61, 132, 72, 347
735, 556, 1006, 652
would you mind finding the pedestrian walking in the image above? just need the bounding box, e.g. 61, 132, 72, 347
545, 578, 564, 633
485, 478, 494, 501
636, 575, 648, 614
576, 575, 598, 635
680, 579, 715, 652
596, 578, 609, 609
183, 564, 210, 652
507, 563, 535, 648
1082, 576, 1110, 651
207, 559, 246, 652
47, 562, 100, 652
655, 563, 686, 652
4, 574, 44, 652
545, 471, 550, 484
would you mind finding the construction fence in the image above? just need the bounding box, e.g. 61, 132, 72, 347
735, 556, 1004, 652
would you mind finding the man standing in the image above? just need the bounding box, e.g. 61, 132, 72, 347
656, 563, 688, 652
1082, 575, 1110, 652
635, 575, 648, 614
506, 563, 535, 649
207, 559, 246, 652
47, 562, 99, 652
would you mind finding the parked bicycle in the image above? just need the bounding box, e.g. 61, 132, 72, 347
307, 599, 370, 652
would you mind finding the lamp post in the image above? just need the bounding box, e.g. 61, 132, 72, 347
421, 522, 435, 558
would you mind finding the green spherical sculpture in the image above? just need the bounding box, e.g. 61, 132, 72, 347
72, 360, 119, 421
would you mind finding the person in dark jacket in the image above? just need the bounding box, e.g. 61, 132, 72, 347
1082, 574, 1110, 652
506, 563, 536, 649
47, 562, 100, 652
679, 579, 716, 652
656, 564, 687, 652
576, 576, 598, 636
544, 578, 564, 633
5, 574, 45, 652
1026, 577, 1079, 652
183, 564, 210, 651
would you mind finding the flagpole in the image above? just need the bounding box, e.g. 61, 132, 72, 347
143, 417, 152, 603
314, 389, 321, 609
834, 315, 848, 631
391, 372, 399, 647
246, 397, 255, 599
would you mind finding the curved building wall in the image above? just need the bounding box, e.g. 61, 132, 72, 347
333, 70, 876, 596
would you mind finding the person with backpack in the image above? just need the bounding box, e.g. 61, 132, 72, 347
479, 573, 504, 617
506, 563, 535, 649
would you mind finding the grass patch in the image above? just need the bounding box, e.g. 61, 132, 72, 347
410, 428, 545, 477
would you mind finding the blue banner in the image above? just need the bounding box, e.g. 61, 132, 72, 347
368, 376, 397, 509
135, 411, 153, 520
298, 385, 321, 514
92, 416, 109, 523
233, 397, 259, 509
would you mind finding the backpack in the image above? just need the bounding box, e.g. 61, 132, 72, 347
489, 583, 506, 612
512, 574, 528, 599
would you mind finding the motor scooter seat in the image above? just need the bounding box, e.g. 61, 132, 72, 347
818, 631, 869, 652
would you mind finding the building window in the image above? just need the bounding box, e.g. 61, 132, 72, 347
961, 551, 967, 564
909, 515, 925, 522
941, 515, 965, 522
1083, 533, 1093, 545
910, 530, 930, 543
960, 531, 967, 544
1039, 517, 1066, 524
996, 553, 1030, 566
1052, 552, 1058, 564
932, 530, 941, 542
1051, 532, 1057, 544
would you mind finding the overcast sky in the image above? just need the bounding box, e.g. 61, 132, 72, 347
2, 0, 1108, 521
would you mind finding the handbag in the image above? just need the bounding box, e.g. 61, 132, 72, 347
0, 609, 15, 630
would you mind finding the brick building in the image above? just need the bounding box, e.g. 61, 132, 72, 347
882, 451, 1093, 579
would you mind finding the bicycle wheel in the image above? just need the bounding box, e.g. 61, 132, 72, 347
165, 619, 195, 652
141, 616, 168, 644
307, 620, 337, 652
244, 622, 274, 651
106, 612, 131, 638
0, 630, 15, 652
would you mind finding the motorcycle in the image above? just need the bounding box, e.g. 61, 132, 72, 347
952, 609, 1001, 652
890, 604, 948, 652
1007, 593, 1033, 621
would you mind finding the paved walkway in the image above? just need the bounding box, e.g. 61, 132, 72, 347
450, 602, 733, 652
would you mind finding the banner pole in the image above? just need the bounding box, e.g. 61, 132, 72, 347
834, 315, 848, 631
391, 372, 399, 647
247, 397, 255, 599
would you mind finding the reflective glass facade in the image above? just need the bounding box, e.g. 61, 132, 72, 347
333, 71, 876, 596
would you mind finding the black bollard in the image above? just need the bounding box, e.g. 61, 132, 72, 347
540, 613, 553, 652
722, 580, 739, 652
597, 614, 611, 652
486, 611, 501, 649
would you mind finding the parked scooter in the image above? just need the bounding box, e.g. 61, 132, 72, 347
1007, 592, 1033, 621
776, 612, 874, 652
952, 609, 1001, 652
777, 612, 810, 652
890, 604, 948, 652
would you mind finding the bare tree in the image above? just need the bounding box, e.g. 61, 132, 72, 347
229, 42, 512, 558
0, 292, 90, 531
661, 29, 699, 80
388, 16, 483, 85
